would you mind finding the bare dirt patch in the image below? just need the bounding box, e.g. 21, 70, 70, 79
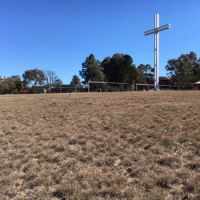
0, 91, 200, 199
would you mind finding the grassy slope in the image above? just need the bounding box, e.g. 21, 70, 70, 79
0, 91, 200, 200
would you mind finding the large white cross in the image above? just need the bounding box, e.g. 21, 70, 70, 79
144, 14, 171, 91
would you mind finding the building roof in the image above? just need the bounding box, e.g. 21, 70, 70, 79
194, 81, 200, 84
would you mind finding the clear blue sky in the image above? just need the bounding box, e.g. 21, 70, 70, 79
0, 0, 199, 83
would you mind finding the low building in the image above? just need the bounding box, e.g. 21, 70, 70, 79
194, 81, 200, 89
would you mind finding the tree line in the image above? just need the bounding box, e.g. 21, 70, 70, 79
0, 51, 200, 94
80, 51, 200, 90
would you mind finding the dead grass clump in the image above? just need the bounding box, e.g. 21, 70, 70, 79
77, 139, 87, 146
160, 138, 172, 148
81, 144, 96, 154
77, 153, 93, 163
130, 153, 144, 163
182, 175, 200, 195
190, 129, 200, 141
183, 180, 195, 194
150, 144, 163, 154
43, 153, 61, 164
176, 169, 190, 179
120, 158, 133, 167
51, 180, 81, 199
52, 190, 66, 199
100, 186, 123, 199
141, 188, 165, 200
157, 156, 180, 168
185, 161, 200, 171
143, 143, 152, 150
24, 173, 40, 189
155, 174, 176, 189
51, 140, 66, 152
68, 138, 78, 145
127, 135, 142, 144
95, 157, 115, 167
126, 167, 141, 178
0, 173, 19, 198
177, 135, 188, 144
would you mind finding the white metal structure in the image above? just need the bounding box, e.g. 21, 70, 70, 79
135, 83, 177, 91
87, 81, 129, 92
194, 81, 200, 85
144, 14, 171, 91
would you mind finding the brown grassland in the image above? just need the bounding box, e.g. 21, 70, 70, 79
0, 91, 200, 200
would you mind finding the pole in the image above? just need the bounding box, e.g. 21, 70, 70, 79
88, 81, 90, 93
154, 14, 160, 91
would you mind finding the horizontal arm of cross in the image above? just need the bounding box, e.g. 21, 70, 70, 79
144, 24, 171, 36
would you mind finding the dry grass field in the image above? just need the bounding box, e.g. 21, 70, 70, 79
0, 91, 200, 200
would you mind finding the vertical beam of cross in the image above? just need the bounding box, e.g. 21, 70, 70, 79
154, 14, 159, 91
144, 14, 171, 91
